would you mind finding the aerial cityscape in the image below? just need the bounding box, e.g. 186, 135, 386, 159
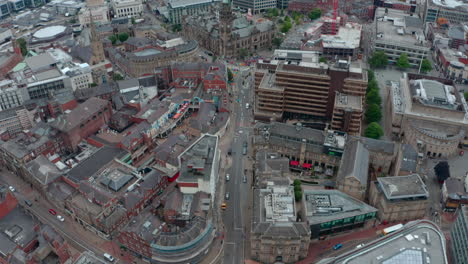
0, 0, 467, 263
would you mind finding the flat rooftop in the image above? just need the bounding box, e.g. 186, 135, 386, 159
410, 79, 463, 111
375, 8, 427, 47
377, 174, 429, 200
334, 92, 362, 111
258, 71, 284, 92
329, 220, 448, 264
322, 23, 362, 49
178, 134, 217, 183
169, 0, 219, 8
429, 0, 468, 9
303, 189, 377, 225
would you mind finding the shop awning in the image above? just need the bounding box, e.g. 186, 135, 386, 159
290, 160, 299, 166
302, 163, 312, 169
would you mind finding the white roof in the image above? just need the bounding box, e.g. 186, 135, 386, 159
33, 25, 67, 39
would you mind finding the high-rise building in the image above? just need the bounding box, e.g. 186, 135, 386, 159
451, 204, 468, 264
232, 0, 276, 14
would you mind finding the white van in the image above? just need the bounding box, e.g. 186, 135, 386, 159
103, 253, 114, 262
245, 103, 250, 109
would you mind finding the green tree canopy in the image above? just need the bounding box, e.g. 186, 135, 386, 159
367, 69, 375, 81
366, 89, 382, 106
227, 68, 234, 82
396, 53, 410, 69
319, 57, 327, 63
172, 24, 182, 32
464, 92, 468, 101
367, 79, 379, 93
16, 38, 28, 56
284, 16, 291, 22
369, 51, 388, 68
118, 32, 129, 42
365, 103, 382, 123
294, 190, 303, 201
272, 37, 282, 47
281, 21, 292, 33
308, 8, 322, 20
420, 58, 432, 73
238, 48, 249, 59
293, 179, 301, 186
365, 122, 384, 139
108, 35, 117, 45
131, 17, 136, 24
112, 73, 124, 81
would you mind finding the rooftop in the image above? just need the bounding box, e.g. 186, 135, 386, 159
73, 251, 106, 264
376, 174, 429, 200
429, 0, 468, 9
169, 0, 219, 8
327, 220, 448, 264
410, 79, 463, 111
334, 92, 362, 111
322, 23, 362, 49
0, 207, 37, 256
337, 140, 369, 185
303, 189, 378, 225
178, 134, 218, 184
375, 8, 428, 48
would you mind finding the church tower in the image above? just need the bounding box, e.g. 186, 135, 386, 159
219, 0, 234, 57
89, 12, 105, 65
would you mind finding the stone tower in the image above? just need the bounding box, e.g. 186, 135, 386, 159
219, 0, 234, 57
89, 12, 105, 65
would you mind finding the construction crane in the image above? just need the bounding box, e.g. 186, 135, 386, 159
331, 0, 338, 35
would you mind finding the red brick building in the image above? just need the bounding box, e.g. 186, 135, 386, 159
51, 97, 112, 152
0, 41, 22, 79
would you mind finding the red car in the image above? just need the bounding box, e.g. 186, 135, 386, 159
48, 209, 57, 215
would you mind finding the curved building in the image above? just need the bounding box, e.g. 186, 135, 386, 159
107, 39, 198, 77
31, 25, 68, 43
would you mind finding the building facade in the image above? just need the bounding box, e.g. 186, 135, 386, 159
168, 0, 220, 24
369, 174, 429, 222
451, 204, 468, 264
232, 0, 276, 13
111, 0, 142, 18
423, 0, 468, 23
0, 80, 29, 110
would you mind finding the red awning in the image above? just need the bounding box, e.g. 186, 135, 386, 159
302, 163, 312, 169
290, 160, 299, 166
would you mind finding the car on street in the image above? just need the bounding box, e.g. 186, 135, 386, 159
333, 243, 343, 250
226, 174, 230, 181
8, 186, 15, 192
243, 176, 247, 183
103, 253, 115, 262
245, 103, 250, 109
242, 142, 247, 155
57, 215, 64, 222
221, 202, 227, 210
225, 192, 230, 200
48, 209, 57, 215
356, 243, 365, 249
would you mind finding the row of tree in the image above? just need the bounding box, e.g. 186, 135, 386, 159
364, 70, 384, 139
108, 32, 129, 45
369, 51, 432, 73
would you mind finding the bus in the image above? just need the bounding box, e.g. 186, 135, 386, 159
383, 224, 403, 235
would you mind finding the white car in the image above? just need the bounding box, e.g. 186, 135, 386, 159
226, 174, 230, 181
57, 215, 65, 222
356, 243, 365, 249
8, 186, 15, 192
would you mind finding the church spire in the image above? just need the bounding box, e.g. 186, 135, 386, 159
89, 10, 98, 42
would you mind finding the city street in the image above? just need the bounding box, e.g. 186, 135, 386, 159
222, 66, 254, 264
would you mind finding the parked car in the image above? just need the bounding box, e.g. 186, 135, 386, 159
226, 174, 230, 181
103, 253, 115, 262
243, 176, 247, 183
57, 215, 64, 222
225, 192, 230, 200
221, 202, 227, 210
356, 243, 365, 249
48, 209, 57, 215
242, 142, 248, 155
333, 243, 343, 250
8, 186, 15, 192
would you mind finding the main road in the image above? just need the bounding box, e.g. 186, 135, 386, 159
222, 66, 254, 264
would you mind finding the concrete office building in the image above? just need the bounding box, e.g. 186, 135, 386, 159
0, 80, 29, 111
251, 181, 310, 264
254, 53, 367, 134
232, 0, 276, 13
423, 0, 468, 23
369, 174, 429, 222
303, 189, 377, 239
326, 220, 448, 264
0, 0, 10, 19
167, 0, 220, 24
374, 8, 429, 68
451, 204, 468, 264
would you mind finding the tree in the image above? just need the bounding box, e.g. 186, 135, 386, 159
464, 92, 468, 101
118, 32, 129, 42
368, 51, 388, 68
16, 38, 28, 56
396, 53, 410, 69
367, 69, 375, 81
112, 73, 124, 81
319, 57, 327, 63
365, 122, 384, 139
281, 21, 292, 33
365, 103, 382, 123
280, 8, 284, 16
294, 190, 302, 202
284, 16, 291, 22
69, 18, 76, 24
227, 68, 234, 82
89, 82, 98, 87
238, 48, 249, 59
420, 58, 432, 74
308, 8, 322, 20
267, 8, 278, 17
294, 185, 301, 192
434, 161, 450, 183
108, 35, 117, 45
131, 17, 136, 24
293, 179, 301, 186
172, 24, 182, 32
272, 37, 282, 47
366, 89, 382, 106
367, 79, 379, 93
